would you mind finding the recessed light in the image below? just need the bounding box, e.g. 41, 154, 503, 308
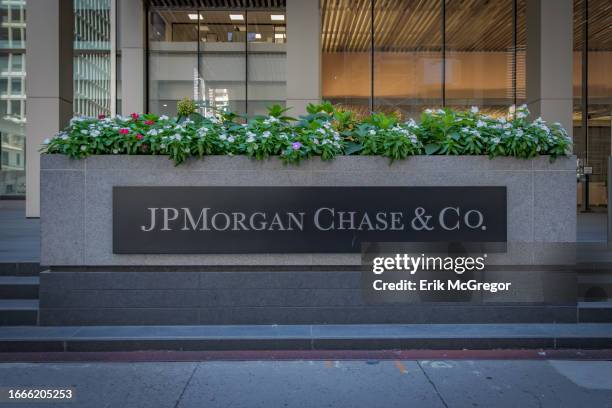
229, 14, 244, 21
271, 14, 284, 21
254, 33, 262, 39
188, 13, 203, 20
274, 33, 285, 39
163, 104, 168, 107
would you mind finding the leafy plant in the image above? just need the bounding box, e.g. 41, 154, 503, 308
42, 104, 572, 166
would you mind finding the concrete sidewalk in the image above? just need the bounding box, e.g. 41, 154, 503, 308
1, 323, 612, 352
1, 359, 611, 407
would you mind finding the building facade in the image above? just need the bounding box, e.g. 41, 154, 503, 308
0, 0, 609, 216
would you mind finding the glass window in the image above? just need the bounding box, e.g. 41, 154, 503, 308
197, 10, 247, 115
445, 0, 514, 116
247, 10, 287, 116
10, 77, 21, 95
321, 0, 372, 115
373, 0, 442, 119
148, 9, 199, 116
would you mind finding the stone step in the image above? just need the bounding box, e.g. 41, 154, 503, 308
0, 263, 44, 277
0, 276, 39, 299
578, 301, 612, 323
0, 300, 38, 326
0, 323, 611, 352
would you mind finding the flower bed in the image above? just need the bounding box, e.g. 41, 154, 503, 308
42, 102, 571, 165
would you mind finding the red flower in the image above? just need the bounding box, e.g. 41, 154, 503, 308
136, 133, 143, 140
98, 114, 106, 120
131, 113, 139, 120
119, 128, 129, 135
144, 120, 155, 126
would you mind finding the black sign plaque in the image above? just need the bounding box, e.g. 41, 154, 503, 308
113, 186, 507, 254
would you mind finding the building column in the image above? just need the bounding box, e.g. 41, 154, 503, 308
119, 0, 146, 114
286, 0, 321, 115
25, 0, 73, 218
526, 0, 573, 139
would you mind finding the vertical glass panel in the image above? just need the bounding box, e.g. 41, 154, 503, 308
321, 0, 372, 116
197, 10, 247, 116
573, 0, 585, 170
73, 0, 112, 117
148, 9, 199, 117
445, 0, 514, 117
585, 0, 612, 204
516, 0, 526, 106
247, 10, 286, 116
373, 0, 442, 119
0, 0, 26, 196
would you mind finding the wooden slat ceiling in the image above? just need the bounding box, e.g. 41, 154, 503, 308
321, 0, 611, 53
148, 0, 611, 51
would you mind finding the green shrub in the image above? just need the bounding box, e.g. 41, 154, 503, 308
42, 103, 572, 166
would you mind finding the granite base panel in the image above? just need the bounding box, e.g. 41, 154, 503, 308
39, 271, 578, 325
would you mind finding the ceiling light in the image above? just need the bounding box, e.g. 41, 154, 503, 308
274, 33, 285, 39
254, 33, 262, 39
188, 14, 203, 20
229, 14, 244, 21
270, 14, 285, 21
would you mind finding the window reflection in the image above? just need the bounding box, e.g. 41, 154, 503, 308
148, 7, 287, 118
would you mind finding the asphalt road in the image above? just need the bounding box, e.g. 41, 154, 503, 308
0, 359, 611, 407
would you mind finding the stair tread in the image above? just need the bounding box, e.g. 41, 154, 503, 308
0, 276, 39, 285
0, 299, 38, 310
579, 301, 612, 309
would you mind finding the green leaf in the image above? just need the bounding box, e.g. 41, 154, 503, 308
425, 143, 440, 155
345, 141, 364, 155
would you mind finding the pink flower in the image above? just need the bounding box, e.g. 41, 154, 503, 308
144, 120, 155, 126
136, 133, 143, 140
130, 113, 139, 120
98, 114, 106, 120
119, 128, 129, 135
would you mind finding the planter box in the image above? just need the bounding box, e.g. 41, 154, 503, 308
39, 154, 578, 325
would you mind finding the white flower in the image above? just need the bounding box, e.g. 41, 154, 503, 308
491, 137, 501, 144
148, 129, 158, 136
61, 135, 69, 140
219, 134, 227, 141
268, 116, 279, 123
80, 129, 88, 135
80, 145, 87, 151
262, 131, 271, 139
172, 133, 182, 141
247, 136, 256, 143
313, 138, 320, 145
498, 117, 507, 124
227, 136, 235, 143
516, 111, 527, 119
159, 115, 169, 121
112, 149, 119, 154
516, 129, 524, 137
160, 144, 166, 149
437, 109, 445, 114
470, 106, 479, 114
90, 130, 100, 137
476, 120, 485, 128
369, 130, 376, 136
